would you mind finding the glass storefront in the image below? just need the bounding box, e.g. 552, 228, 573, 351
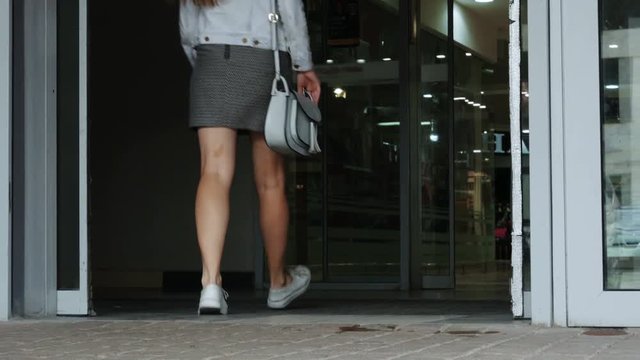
601, 0, 640, 290
284, 0, 529, 296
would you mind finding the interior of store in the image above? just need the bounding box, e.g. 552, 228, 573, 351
57, 0, 530, 307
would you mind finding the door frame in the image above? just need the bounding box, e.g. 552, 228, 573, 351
561, 0, 640, 327
57, 0, 89, 316
0, 0, 12, 321
529, 0, 554, 326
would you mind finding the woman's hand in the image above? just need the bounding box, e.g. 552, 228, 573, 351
297, 71, 321, 104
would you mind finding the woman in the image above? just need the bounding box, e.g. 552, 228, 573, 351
179, 0, 321, 315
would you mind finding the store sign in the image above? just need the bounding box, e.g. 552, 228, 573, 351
328, 0, 360, 46
491, 132, 530, 155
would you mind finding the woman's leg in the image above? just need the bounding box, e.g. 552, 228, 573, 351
196, 127, 237, 287
250, 132, 290, 289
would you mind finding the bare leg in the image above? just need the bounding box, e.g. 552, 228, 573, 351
196, 128, 237, 287
250, 132, 290, 289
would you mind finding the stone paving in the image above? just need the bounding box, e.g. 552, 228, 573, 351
1, 296, 639, 359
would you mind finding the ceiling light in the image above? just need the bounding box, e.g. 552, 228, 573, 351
609, 44, 619, 49
378, 121, 400, 127
382, 57, 392, 61
430, 134, 439, 142
357, 59, 366, 64
605, 85, 619, 90
333, 88, 347, 99
465, 52, 472, 57
473, 149, 482, 153
454, 97, 466, 101
523, 129, 530, 134
480, 91, 485, 95
423, 94, 433, 99
475, 0, 494, 2
436, 54, 446, 59
480, 105, 487, 109
326, 59, 334, 64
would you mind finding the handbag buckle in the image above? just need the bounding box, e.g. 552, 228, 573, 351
268, 13, 280, 23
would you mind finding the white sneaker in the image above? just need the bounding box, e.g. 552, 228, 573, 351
267, 265, 311, 309
198, 284, 229, 315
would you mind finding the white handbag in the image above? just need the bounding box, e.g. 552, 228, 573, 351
264, 0, 322, 157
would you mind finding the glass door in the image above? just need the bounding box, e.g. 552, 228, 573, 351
286, 0, 403, 284
564, 0, 640, 326
417, 0, 454, 289
416, 0, 525, 302
56, 0, 89, 315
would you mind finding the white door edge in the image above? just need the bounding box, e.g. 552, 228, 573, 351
56, 0, 89, 316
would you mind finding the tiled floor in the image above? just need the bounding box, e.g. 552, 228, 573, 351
2, 292, 638, 359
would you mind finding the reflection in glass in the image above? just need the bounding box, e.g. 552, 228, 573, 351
453, 1, 511, 297
324, 0, 401, 279
601, 0, 640, 290
287, 0, 401, 281
285, 0, 324, 282
419, 0, 452, 283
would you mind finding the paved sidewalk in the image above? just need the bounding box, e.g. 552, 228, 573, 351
1, 318, 639, 360
1, 297, 639, 359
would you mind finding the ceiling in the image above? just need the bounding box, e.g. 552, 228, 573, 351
456, 0, 510, 29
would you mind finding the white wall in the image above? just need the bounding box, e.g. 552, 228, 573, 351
0, 0, 12, 320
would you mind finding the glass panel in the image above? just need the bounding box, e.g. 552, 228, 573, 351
285, 0, 325, 282
419, 0, 452, 284
323, 0, 401, 280
57, 0, 80, 290
453, 0, 510, 298
601, 0, 640, 290
283, 0, 401, 283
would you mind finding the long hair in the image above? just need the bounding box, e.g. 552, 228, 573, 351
187, 0, 219, 6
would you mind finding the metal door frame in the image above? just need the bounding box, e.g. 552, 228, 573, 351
10, 0, 58, 318
0, 0, 12, 321
561, 0, 640, 327
528, 0, 555, 326
57, 0, 89, 315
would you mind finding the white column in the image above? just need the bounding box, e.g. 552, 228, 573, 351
0, 0, 12, 321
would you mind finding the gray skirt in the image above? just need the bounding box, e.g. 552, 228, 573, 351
189, 44, 292, 132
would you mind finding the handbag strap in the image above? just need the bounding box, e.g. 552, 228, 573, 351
269, 0, 282, 81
